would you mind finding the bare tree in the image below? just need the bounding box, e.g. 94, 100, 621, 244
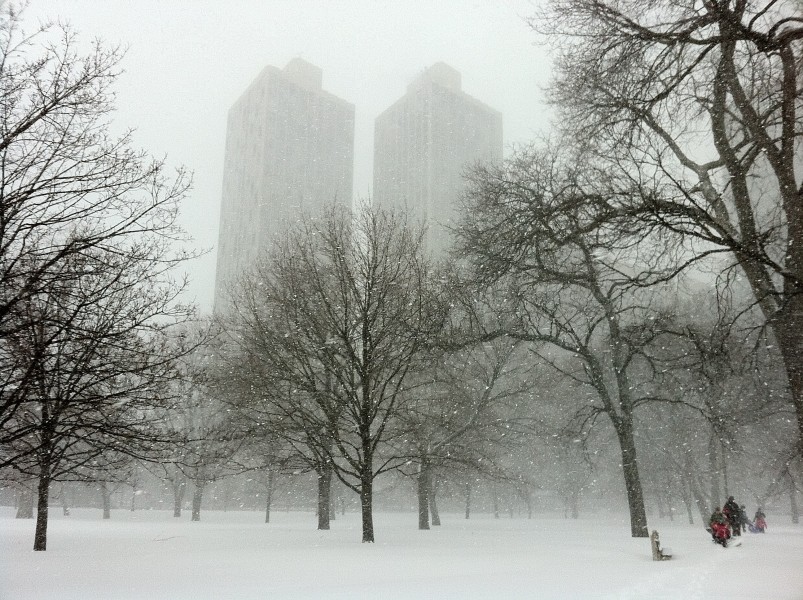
455, 146, 695, 537
0, 7, 193, 437
536, 0, 803, 455
164, 328, 243, 523
399, 333, 532, 530
215, 349, 336, 530
1, 246, 191, 551
227, 203, 448, 542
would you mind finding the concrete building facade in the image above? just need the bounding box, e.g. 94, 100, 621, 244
213, 58, 354, 309
373, 62, 503, 255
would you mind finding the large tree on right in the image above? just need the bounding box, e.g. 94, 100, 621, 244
536, 0, 803, 454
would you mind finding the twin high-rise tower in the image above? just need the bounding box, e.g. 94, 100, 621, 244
213, 59, 502, 309
373, 63, 503, 253
214, 58, 355, 309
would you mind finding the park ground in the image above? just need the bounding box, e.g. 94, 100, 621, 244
2, 507, 802, 599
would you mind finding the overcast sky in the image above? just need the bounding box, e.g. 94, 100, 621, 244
26, 0, 552, 312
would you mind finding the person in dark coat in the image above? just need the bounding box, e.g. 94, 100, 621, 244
739, 505, 748, 532
723, 496, 741, 536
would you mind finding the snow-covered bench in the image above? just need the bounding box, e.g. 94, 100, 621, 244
650, 530, 672, 561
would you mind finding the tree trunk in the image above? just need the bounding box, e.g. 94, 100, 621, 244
317, 466, 331, 531
429, 473, 441, 526
222, 480, 230, 512
657, 487, 674, 521
100, 481, 111, 519
173, 480, 185, 518
709, 435, 722, 509
774, 297, 803, 456
522, 489, 533, 520
60, 483, 70, 516
492, 483, 500, 519
16, 487, 34, 519
568, 489, 579, 519
464, 482, 471, 519
191, 481, 204, 522
265, 469, 274, 524
614, 421, 648, 537
417, 458, 431, 530
34, 449, 52, 551
683, 453, 710, 524
678, 478, 695, 525
360, 468, 374, 543
790, 478, 800, 524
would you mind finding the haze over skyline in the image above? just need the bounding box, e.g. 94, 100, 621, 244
25, 0, 551, 312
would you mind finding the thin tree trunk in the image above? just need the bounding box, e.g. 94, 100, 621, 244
101, 482, 111, 519
222, 480, 230, 512
417, 457, 430, 530
61, 483, 70, 516
464, 482, 471, 520
191, 481, 204, 522
522, 489, 533, 520
679, 478, 695, 525
16, 487, 34, 519
265, 469, 274, 524
492, 484, 500, 519
790, 477, 800, 524
683, 454, 710, 524
709, 436, 722, 509
173, 480, 185, 518
429, 473, 441, 527
317, 466, 331, 530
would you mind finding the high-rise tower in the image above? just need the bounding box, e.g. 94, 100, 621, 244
213, 58, 355, 309
373, 62, 502, 255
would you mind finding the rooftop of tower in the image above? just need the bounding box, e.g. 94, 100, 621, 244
407, 62, 461, 93
375, 61, 501, 122
282, 57, 323, 91
229, 58, 353, 114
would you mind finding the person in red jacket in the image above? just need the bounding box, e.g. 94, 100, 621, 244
750, 508, 767, 533
709, 507, 731, 547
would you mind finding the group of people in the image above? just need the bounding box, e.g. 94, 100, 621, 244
709, 496, 768, 547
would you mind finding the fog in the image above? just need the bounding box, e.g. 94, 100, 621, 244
4, 1, 802, 597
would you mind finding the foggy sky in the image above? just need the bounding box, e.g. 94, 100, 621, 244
25, 0, 551, 311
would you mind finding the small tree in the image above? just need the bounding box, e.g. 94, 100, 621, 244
166, 329, 243, 523
400, 335, 532, 530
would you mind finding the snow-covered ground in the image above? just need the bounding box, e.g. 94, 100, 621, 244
2, 507, 801, 599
